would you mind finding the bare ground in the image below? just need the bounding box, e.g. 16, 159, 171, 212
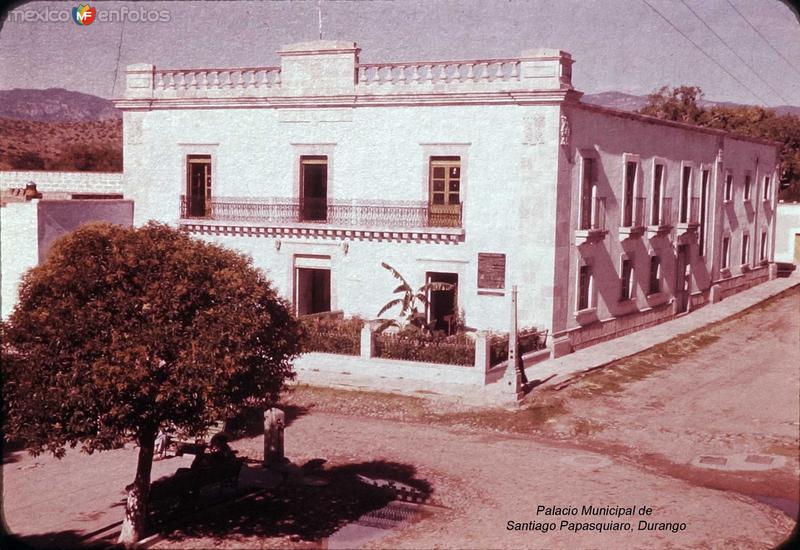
152, 288, 800, 549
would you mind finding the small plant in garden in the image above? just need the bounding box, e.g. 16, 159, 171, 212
376, 262, 453, 335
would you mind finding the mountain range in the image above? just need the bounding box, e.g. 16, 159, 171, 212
1, 88, 799, 123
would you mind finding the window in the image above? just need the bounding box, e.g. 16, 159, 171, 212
577, 264, 593, 311
722, 236, 731, 269
741, 234, 750, 266
743, 175, 752, 201
760, 231, 768, 261
580, 157, 595, 230
622, 160, 637, 227
429, 157, 462, 227
763, 176, 771, 201
679, 165, 692, 223
724, 173, 733, 202
186, 155, 212, 217
300, 156, 328, 221
699, 169, 710, 256
620, 257, 634, 301
649, 256, 661, 295
651, 163, 664, 225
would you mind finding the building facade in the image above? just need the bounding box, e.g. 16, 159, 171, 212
114, 40, 779, 355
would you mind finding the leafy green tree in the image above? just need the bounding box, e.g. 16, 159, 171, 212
639, 85, 706, 124
638, 85, 800, 201
2, 222, 302, 546
376, 262, 453, 334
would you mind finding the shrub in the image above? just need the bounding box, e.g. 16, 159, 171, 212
489, 328, 546, 367
301, 315, 364, 356
375, 326, 475, 366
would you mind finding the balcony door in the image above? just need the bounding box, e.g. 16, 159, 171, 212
187, 155, 211, 217
300, 156, 328, 222
429, 157, 461, 227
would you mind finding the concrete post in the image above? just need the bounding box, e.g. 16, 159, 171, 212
360, 325, 374, 359
709, 284, 723, 304
768, 262, 778, 280
474, 331, 491, 373
508, 285, 526, 400
124, 63, 154, 99
263, 408, 285, 467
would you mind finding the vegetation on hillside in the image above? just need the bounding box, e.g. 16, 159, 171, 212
638, 86, 800, 201
0, 117, 122, 172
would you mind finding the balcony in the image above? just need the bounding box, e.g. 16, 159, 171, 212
179, 196, 464, 243
574, 196, 607, 245
619, 196, 646, 239
647, 196, 673, 237
676, 197, 700, 235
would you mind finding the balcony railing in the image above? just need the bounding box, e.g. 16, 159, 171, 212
180, 196, 462, 228
575, 196, 607, 244
620, 196, 646, 239
677, 197, 700, 234
650, 196, 672, 227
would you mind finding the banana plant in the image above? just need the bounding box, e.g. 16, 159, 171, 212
376, 262, 454, 334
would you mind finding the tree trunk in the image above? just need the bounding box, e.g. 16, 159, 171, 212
118, 426, 157, 547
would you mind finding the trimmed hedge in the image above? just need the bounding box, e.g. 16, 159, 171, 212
375, 328, 475, 366
301, 315, 364, 356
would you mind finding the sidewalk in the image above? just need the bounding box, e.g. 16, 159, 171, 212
528, 273, 800, 390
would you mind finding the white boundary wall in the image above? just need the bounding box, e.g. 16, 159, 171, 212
0, 171, 123, 194
1, 201, 39, 318
776, 202, 800, 262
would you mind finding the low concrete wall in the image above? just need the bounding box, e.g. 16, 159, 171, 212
0, 171, 123, 194
294, 352, 486, 386
1, 201, 39, 319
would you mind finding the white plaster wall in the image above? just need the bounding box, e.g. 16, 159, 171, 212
560, 105, 778, 333
124, 102, 560, 332
775, 202, 800, 262
0, 171, 122, 194
1, 201, 39, 319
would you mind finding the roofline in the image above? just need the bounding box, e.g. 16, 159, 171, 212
573, 102, 782, 148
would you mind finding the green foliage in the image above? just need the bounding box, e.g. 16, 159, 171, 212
56, 143, 123, 171
375, 326, 475, 366
639, 85, 706, 124
8, 151, 46, 169
638, 85, 800, 201
2, 222, 302, 458
376, 262, 453, 334
489, 329, 546, 367
301, 315, 364, 356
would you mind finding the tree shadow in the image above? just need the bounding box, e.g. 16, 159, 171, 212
1, 530, 116, 549
2, 439, 27, 464
153, 459, 432, 545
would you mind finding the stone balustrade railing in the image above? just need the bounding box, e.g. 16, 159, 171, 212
357, 59, 521, 86
153, 66, 281, 92
123, 42, 573, 101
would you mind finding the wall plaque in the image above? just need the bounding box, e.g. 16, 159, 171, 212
477, 253, 506, 289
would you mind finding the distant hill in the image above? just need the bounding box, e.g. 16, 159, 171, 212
582, 91, 800, 117
0, 117, 121, 171
0, 88, 121, 122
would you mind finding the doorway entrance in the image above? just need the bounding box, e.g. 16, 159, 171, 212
187, 155, 211, 217
295, 268, 331, 315
675, 244, 689, 314
300, 156, 328, 222
426, 272, 458, 334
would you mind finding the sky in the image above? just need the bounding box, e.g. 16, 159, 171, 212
0, 0, 799, 106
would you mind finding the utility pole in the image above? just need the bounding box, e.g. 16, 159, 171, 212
318, 0, 323, 40
508, 285, 527, 401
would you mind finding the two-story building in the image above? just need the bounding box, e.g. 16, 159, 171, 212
114, 40, 779, 356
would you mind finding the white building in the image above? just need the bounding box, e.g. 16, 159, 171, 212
115, 40, 780, 356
